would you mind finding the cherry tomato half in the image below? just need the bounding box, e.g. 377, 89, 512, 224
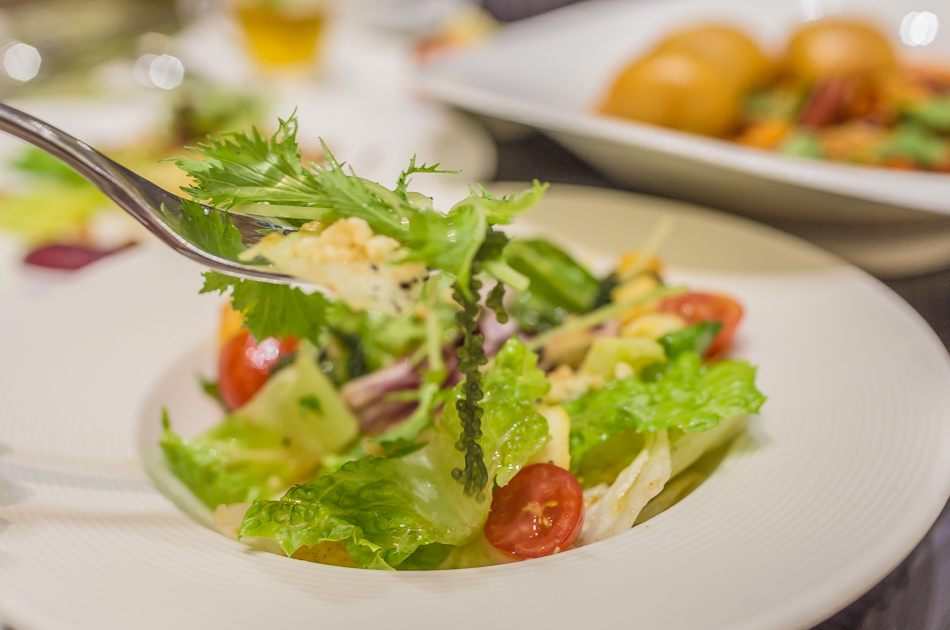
484, 463, 585, 560
218, 329, 297, 410
658, 292, 743, 357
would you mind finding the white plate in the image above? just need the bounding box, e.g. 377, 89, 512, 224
2, 185, 950, 630
416, 0, 950, 224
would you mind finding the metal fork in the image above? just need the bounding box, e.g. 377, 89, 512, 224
0, 101, 296, 284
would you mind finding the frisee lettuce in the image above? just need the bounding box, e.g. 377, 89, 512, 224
173, 114, 545, 295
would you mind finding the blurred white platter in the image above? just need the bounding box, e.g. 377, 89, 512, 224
416, 0, 950, 224
0, 87, 495, 321
1, 185, 949, 630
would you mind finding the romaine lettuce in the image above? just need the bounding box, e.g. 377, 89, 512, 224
580, 429, 672, 544
565, 351, 765, 475
237, 338, 550, 569
160, 340, 360, 508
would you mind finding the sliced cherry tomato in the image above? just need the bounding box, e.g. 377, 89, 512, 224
658, 291, 743, 357
484, 463, 585, 559
218, 329, 297, 410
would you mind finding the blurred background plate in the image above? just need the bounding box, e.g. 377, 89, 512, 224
0, 78, 495, 320
416, 0, 950, 229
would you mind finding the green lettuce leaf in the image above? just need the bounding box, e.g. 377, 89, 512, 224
397, 543, 454, 571
579, 429, 672, 544
578, 337, 667, 379
160, 199, 248, 262
200, 271, 331, 346
657, 321, 723, 360
238, 338, 550, 569
564, 352, 765, 473
451, 182, 548, 226
405, 200, 487, 294
161, 341, 360, 508
320, 297, 456, 384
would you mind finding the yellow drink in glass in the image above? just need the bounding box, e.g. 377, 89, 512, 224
235, 1, 328, 70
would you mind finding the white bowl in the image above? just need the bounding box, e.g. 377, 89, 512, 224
416, 0, 950, 224
2, 185, 950, 629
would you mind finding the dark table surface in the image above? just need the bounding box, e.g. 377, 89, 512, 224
489, 130, 950, 630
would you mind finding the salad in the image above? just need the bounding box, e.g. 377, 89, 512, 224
599, 20, 950, 172
159, 115, 766, 570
